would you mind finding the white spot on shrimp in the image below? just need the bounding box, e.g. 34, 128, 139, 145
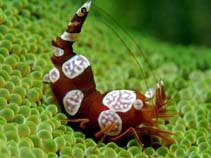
49, 68, 60, 83
98, 110, 122, 136
43, 73, 51, 83
62, 55, 90, 79
102, 90, 136, 112
60, 31, 79, 42
133, 99, 144, 110
63, 90, 84, 116
68, 21, 81, 27
145, 88, 155, 100
53, 46, 64, 57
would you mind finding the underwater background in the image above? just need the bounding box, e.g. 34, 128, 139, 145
97, 0, 211, 47
0, 0, 211, 157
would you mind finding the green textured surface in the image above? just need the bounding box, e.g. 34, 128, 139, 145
0, 0, 211, 158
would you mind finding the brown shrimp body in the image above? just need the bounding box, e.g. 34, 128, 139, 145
43, 0, 174, 146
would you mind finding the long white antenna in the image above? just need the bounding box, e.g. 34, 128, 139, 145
92, 3, 159, 89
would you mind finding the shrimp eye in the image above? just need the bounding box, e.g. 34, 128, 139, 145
133, 99, 144, 110
53, 46, 64, 57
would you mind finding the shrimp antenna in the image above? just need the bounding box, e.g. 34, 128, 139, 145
92, 3, 159, 89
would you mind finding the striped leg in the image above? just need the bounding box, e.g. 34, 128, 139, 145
136, 126, 175, 144
63, 118, 90, 129
109, 127, 144, 148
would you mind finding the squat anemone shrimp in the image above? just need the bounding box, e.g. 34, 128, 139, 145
43, 0, 175, 147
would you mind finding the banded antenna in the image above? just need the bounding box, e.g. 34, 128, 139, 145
90, 2, 159, 90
